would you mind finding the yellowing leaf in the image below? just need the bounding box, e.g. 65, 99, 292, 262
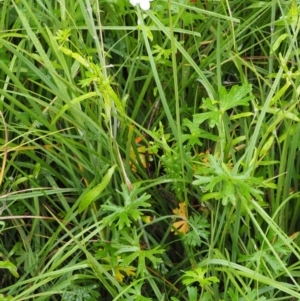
102, 256, 136, 283
105, 264, 136, 283
172, 202, 189, 235
141, 215, 153, 223
127, 125, 153, 173
113, 265, 136, 282
130, 137, 153, 173
130, 145, 148, 171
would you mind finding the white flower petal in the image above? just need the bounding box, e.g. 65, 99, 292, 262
140, 0, 150, 10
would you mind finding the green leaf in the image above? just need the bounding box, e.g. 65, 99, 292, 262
114, 230, 164, 277
126, 282, 153, 301
78, 165, 117, 213
191, 111, 218, 125
193, 155, 266, 205
265, 107, 300, 122
137, 24, 153, 41
271, 34, 288, 53
201, 192, 223, 201
221, 181, 236, 206
121, 246, 164, 277
187, 286, 198, 301
246, 289, 267, 301
200, 98, 219, 112
101, 183, 151, 230
59, 46, 90, 68
229, 112, 254, 120
192, 175, 213, 186
182, 117, 218, 146
219, 84, 252, 111
259, 136, 274, 157
257, 160, 280, 166
0, 259, 19, 278
61, 284, 100, 301
201, 292, 214, 301
238, 239, 289, 274
182, 267, 219, 287
0, 294, 13, 301
184, 215, 210, 247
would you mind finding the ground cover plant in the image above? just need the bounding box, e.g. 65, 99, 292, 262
0, 0, 300, 300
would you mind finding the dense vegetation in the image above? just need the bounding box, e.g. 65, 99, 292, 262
1, 0, 300, 300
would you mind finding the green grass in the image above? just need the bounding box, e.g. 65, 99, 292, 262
1, 0, 300, 300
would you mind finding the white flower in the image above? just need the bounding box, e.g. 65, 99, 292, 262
130, 0, 153, 11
